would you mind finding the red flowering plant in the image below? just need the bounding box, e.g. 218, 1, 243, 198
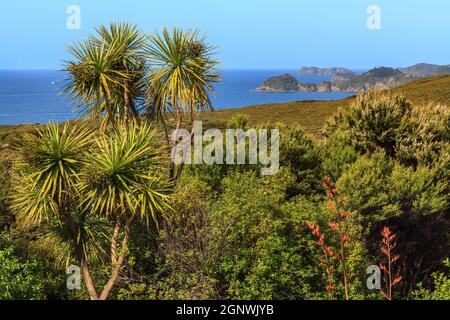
307, 178, 352, 300
379, 226, 402, 300
306, 221, 337, 298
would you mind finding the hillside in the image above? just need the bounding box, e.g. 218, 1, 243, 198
299, 67, 357, 81
259, 64, 450, 93
201, 75, 450, 136
399, 63, 450, 77
1, 75, 449, 144
258, 67, 417, 93
387, 74, 450, 104
199, 98, 352, 137
255, 73, 299, 92
325, 67, 415, 92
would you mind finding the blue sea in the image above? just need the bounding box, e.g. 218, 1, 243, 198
0, 70, 355, 125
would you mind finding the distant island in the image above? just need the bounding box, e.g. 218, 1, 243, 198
299, 67, 357, 82
255, 73, 301, 92
398, 63, 450, 77
255, 63, 450, 93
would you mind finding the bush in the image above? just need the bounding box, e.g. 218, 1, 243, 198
321, 130, 359, 182
329, 94, 411, 157
328, 94, 450, 168
412, 259, 450, 300
337, 151, 448, 222
119, 176, 218, 300
0, 235, 67, 300
0, 150, 15, 231
396, 103, 450, 167
209, 170, 371, 299
276, 124, 323, 197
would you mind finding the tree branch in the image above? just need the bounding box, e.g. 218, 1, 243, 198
99, 216, 133, 300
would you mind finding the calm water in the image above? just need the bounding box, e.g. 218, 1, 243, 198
0, 70, 355, 125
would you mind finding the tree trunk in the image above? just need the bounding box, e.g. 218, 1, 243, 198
80, 249, 99, 300
101, 83, 113, 129
170, 106, 183, 180
60, 208, 99, 300
111, 216, 121, 265
99, 217, 132, 300
174, 107, 196, 182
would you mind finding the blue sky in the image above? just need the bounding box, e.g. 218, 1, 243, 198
0, 0, 449, 69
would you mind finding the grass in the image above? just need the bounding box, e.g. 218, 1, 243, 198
0, 124, 43, 146
1, 75, 449, 144
200, 75, 450, 136
199, 98, 354, 136
387, 75, 450, 105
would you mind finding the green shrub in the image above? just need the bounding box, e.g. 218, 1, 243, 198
0, 235, 66, 300
412, 259, 450, 300
321, 130, 358, 182
330, 94, 411, 157
337, 151, 448, 222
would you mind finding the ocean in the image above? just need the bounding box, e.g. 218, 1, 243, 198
0, 70, 355, 125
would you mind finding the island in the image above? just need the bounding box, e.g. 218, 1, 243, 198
299, 67, 357, 82
254, 73, 300, 92
256, 63, 450, 93
398, 63, 450, 77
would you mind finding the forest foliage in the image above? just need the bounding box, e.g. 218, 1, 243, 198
1, 92, 448, 300
0, 22, 449, 300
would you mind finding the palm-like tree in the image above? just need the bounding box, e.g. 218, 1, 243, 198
11, 124, 101, 297
79, 122, 171, 299
145, 27, 220, 180
11, 123, 171, 300
12, 124, 93, 227
63, 22, 147, 127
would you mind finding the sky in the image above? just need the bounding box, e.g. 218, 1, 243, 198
0, 0, 449, 70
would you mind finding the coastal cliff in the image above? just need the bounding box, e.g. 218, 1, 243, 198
300, 67, 357, 82
256, 66, 426, 93
255, 73, 300, 92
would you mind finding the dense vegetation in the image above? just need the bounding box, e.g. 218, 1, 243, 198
0, 22, 449, 301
